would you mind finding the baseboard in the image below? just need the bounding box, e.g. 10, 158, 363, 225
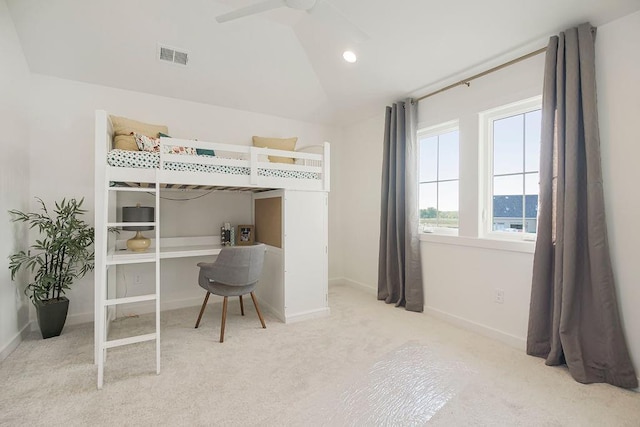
66, 311, 96, 326
23, 295, 283, 331
253, 297, 285, 323
425, 306, 526, 350
328, 277, 344, 287
115, 295, 287, 324
341, 277, 377, 296
0, 322, 31, 362
285, 307, 331, 324
28, 309, 96, 332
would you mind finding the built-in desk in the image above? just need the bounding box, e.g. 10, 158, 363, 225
107, 236, 222, 265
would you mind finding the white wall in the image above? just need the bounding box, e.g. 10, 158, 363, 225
337, 12, 640, 372
27, 74, 341, 324
0, 0, 31, 359
338, 114, 385, 291
596, 9, 640, 381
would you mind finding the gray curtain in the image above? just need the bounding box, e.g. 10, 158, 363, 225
526, 23, 637, 388
378, 99, 423, 312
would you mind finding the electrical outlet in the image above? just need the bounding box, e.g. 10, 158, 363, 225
494, 288, 505, 304
134, 274, 143, 285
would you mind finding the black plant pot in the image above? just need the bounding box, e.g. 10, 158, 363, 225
35, 297, 69, 339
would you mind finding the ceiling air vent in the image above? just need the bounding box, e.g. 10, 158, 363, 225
157, 44, 189, 66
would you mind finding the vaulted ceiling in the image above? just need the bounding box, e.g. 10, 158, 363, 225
7, 0, 640, 125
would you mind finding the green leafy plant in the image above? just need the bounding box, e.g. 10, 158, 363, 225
8, 198, 95, 304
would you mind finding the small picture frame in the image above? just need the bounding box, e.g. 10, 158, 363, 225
236, 225, 255, 246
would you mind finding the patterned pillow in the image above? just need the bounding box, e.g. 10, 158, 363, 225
160, 132, 215, 156
134, 132, 160, 152
165, 145, 197, 155
134, 133, 196, 155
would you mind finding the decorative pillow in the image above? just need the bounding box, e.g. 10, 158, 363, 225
197, 148, 216, 157
134, 133, 160, 152
159, 132, 215, 156
113, 135, 139, 151
165, 145, 197, 155
110, 115, 168, 151
135, 133, 198, 155
252, 136, 298, 164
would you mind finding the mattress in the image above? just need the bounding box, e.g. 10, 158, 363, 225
107, 149, 320, 180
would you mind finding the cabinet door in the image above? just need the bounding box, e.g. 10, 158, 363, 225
253, 190, 285, 321
283, 191, 328, 321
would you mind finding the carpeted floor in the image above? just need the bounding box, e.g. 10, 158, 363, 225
0, 283, 638, 426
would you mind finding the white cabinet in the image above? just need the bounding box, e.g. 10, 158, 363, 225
253, 190, 329, 323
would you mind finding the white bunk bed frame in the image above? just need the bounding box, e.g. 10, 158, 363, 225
93, 110, 330, 388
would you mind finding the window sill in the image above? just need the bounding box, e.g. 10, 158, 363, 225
420, 228, 459, 236
419, 233, 535, 254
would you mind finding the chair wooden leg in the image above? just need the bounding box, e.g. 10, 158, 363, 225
220, 296, 228, 343
194, 292, 210, 329
250, 292, 266, 329
239, 295, 245, 316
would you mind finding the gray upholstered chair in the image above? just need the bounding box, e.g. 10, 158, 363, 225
194, 244, 266, 342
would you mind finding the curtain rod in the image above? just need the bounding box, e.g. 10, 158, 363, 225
415, 46, 548, 102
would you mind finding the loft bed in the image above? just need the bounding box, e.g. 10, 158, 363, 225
93, 110, 331, 388
94, 110, 330, 192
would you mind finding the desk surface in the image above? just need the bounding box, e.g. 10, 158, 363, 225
107, 244, 223, 265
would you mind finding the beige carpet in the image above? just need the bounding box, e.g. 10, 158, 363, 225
1, 283, 638, 426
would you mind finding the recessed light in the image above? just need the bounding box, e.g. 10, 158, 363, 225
343, 50, 357, 63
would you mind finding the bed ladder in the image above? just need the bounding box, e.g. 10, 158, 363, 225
96, 181, 161, 389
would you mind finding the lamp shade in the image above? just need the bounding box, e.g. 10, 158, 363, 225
122, 206, 154, 231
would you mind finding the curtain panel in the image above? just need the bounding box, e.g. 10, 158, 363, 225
378, 99, 423, 312
526, 23, 637, 388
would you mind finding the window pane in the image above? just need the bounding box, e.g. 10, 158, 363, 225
493, 194, 524, 232
524, 195, 538, 233
524, 173, 539, 233
493, 114, 524, 175
525, 110, 541, 173
494, 174, 523, 196
525, 172, 539, 195
438, 131, 459, 180
419, 136, 438, 182
438, 180, 459, 228
419, 183, 438, 230
493, 175, 523, 232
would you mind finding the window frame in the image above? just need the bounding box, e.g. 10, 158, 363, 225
417, 120, 460, 235
479, 96, 542, 242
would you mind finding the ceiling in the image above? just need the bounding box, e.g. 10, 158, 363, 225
7, 0, 640, 125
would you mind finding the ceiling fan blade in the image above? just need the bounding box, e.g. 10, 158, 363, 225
216, 0, 285, 23
309, 0, 369, 44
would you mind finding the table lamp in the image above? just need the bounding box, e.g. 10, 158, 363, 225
122, 204, 155, 252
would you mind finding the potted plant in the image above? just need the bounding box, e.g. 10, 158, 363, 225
8, 198, 95, 339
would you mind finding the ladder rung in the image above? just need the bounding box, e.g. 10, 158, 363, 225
104, 333, 157, 349
104, 294, 156, 306
107, 222, 157, 228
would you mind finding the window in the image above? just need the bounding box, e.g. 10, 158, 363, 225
480, 97, 542, 239
418, 121, 459, 233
